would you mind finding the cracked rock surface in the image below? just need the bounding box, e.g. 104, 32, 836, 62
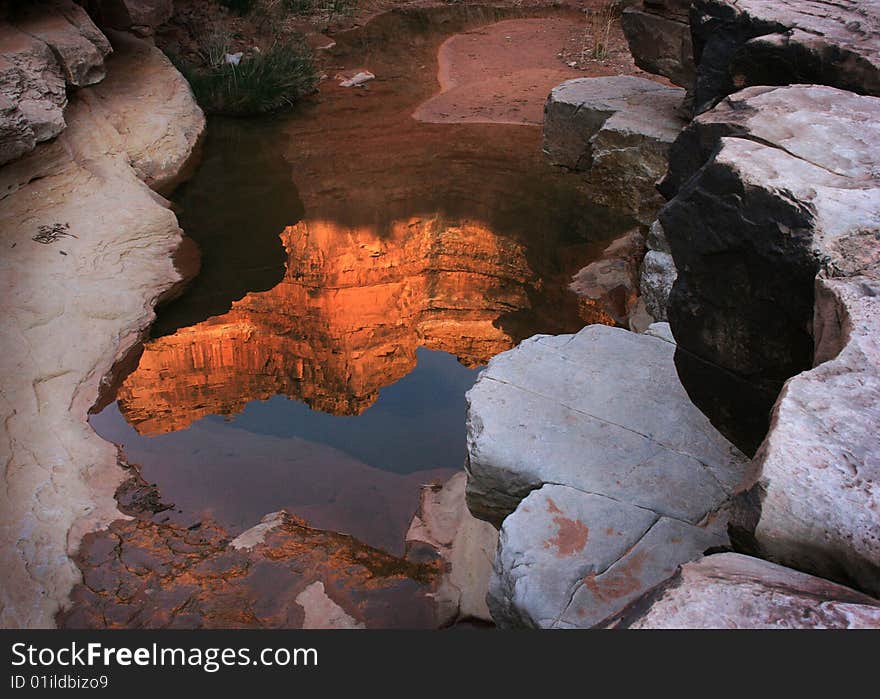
542, 76, 686, 223
659, 84, 880, 454
0, 31, 203, 628
614, 553, 880, 628
465, 323, 750, 627
0, 0, 112, 165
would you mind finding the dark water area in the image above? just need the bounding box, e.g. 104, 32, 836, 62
90, 10, 637, 559
151, 118, 299, 338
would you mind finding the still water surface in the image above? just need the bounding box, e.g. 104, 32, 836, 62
90, 12, 634, 557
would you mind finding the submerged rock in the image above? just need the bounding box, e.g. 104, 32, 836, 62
660, 84, 880, 453
689, 0, 880, 114
542, 76, 686, 223
615, 553, 880, 629
59, 511, 439, 629
465, 324, 749, 627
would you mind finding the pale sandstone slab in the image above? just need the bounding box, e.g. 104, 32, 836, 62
0, 34, 203, 628
747, 274, 880, 596
617, 553, 880, 629
466, 325, 748, 525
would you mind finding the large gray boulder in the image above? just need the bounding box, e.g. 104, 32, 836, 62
465, 324, 750, 627
689, 0, 880, 114
622, 1, 695, 87
543, 76, 686, 223
659, 84, 880, 454
615, 553, 880, 629
0, 0, 112, 165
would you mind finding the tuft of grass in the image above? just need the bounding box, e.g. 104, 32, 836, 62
586, 2, 620, 61
177, 38, 318, 115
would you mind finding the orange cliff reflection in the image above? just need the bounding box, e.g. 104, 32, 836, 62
117, 213, 593, 436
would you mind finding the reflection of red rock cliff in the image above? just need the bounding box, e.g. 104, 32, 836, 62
118, 214, 556, 435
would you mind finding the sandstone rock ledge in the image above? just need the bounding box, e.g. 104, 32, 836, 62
542, 76, 686, 223
0, 32, 204, 628
465, 323, 751, 628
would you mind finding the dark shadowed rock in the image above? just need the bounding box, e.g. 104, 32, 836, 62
689, 0, 880, 114
83, 0, 173, 37
543, 76, 686, 223
659, 84, 880, 453
465, 324, 750, 627
622, 1, 695, 87
614, 553, 880, 628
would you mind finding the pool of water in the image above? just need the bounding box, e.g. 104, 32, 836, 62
90, 9, 635, 559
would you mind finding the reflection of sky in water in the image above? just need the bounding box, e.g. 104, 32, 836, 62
90, 349, 481, 552
206, 348, 481, 474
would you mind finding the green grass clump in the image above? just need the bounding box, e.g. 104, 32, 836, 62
179, 39, 318, 115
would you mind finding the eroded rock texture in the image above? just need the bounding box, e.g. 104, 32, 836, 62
689, 0, 880, 114
745, 274, 880, 596
0, 0, 112, 164
622, 1, 695, 87
615, 553, 880, 629
543, 76, 686, 223
0, 31, 203, 628
465, 324, 750, 627
660, 84, 880, 454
